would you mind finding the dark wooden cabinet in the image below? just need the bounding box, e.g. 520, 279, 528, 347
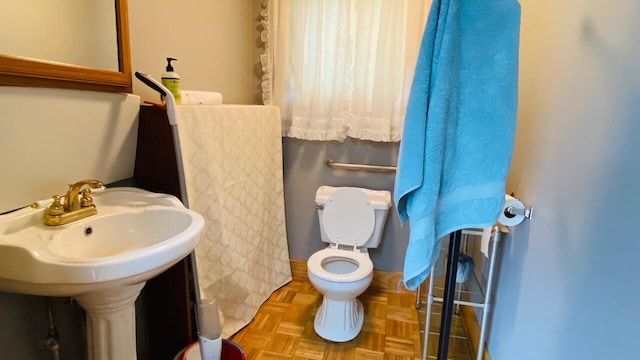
134, 105, 197, 359
135, 105, 181, 199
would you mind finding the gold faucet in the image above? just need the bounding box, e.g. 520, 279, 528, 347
45, 179, 104, 226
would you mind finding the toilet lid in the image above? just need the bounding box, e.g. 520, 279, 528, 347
322, 188, 375, 247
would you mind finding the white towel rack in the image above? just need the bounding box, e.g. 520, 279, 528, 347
417, 225, 506, 360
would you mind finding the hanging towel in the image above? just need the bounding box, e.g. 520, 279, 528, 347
394, 0, 521, 290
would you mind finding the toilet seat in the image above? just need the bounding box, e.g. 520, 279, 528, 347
308, 247, 373, 283
322, 188, 375, 247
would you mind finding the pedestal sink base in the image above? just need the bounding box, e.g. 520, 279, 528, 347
74, 282, 146, 360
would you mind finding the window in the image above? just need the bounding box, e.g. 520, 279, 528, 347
262, 0, 429, 142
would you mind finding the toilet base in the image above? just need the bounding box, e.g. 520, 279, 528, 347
314, 297, 364, 342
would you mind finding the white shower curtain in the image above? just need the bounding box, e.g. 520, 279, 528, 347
261, 0, 430, 142
176, 105, 292, 338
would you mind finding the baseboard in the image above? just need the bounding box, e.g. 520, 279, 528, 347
460, 305, 492, 360
290, 259, 307, 279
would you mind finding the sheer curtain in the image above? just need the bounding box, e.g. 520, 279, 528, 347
261, 0, 429, 142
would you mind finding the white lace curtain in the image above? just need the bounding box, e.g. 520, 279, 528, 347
260, 0, 430, 142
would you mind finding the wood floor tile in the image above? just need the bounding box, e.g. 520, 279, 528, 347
283, 303, 316, 322
249, 312, 280, 332
360, 290, 388, 304
383, 354, 418, 360
361, 314, 387, 334
355, 330, 385, 352
294, 338, 326, 359
387, 292, 416, 308
386, 305, 415, 323
292, 292, 321, 305
324, 342, 356, 360
385, 319, 414, 339
261, 301, 290, 316
239, 329, 274, 350
243, 346, 264, 360
266, 333, 298, 356
384, 336, 416, 357
256, 350, 293, 360
230, 260, 474, 359
271, 287, 298, 303
354, 348, 385, 360
364, 301, 387, 318
275, 321, 305, 337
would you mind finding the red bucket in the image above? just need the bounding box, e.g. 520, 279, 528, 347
175, 339, 246, 360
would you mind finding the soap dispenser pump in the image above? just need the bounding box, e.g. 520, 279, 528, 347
161, 57, 182, 104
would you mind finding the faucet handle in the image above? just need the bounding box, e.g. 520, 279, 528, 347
80, 189, 94, 208
47, 195, 65, 216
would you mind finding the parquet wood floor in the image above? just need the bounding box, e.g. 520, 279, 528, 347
230, 260, 474, 360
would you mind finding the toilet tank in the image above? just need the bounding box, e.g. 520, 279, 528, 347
315, 186, 391, 248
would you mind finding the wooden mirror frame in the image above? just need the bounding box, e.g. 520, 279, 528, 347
0, 0, 132, 93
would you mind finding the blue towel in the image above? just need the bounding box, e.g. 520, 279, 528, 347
394, 0, 521, 290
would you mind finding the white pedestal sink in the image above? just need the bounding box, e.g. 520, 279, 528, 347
0, 187, 204, 360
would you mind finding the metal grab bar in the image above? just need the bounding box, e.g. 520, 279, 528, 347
324, 159, 397, 173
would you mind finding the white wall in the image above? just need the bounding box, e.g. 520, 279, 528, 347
128, 0, 255, 105
490, 1, 640, 359
0, 88, 139, 213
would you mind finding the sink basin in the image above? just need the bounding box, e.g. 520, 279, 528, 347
0, 187, 204, 296
51, 209, 194, 259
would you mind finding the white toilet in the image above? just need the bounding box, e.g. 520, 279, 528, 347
307, 186, 391, 342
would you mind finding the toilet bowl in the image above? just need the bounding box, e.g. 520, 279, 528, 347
307, 186, 391, 342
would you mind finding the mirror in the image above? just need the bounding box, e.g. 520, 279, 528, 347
0, 0, 131, 93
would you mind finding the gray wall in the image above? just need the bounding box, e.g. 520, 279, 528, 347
0, 295, 85, 360
487, 1, 640, 359
282, 137, 409, 272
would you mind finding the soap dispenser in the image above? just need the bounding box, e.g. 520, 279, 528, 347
161, 57, 182, 104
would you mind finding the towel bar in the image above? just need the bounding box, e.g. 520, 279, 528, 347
324, 159, 396, 173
